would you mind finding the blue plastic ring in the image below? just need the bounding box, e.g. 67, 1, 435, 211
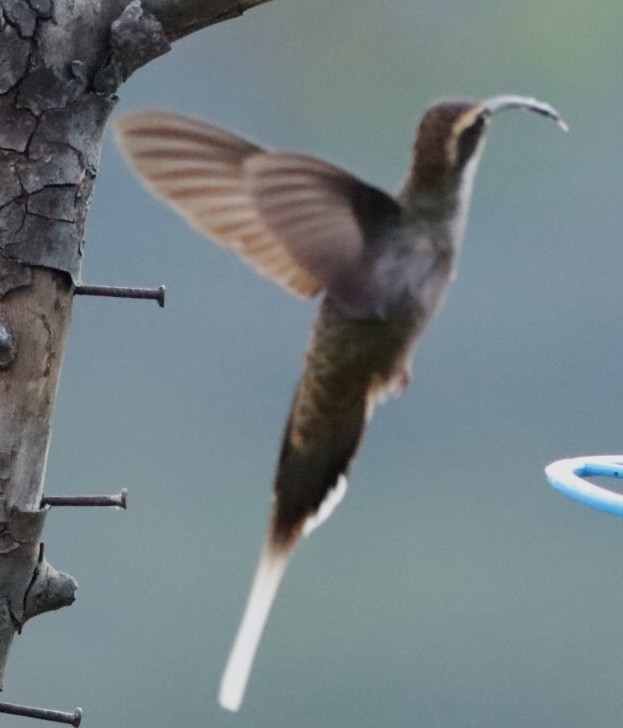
545, 455, 623, 516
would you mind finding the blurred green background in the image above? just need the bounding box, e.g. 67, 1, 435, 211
7, 1, 623, 726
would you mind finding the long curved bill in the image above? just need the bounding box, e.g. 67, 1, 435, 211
481, 95, 569, 131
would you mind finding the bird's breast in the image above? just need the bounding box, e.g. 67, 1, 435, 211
361, 223, 456, 323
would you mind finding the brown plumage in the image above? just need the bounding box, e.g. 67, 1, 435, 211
273, 300, 420, 547
115, 95, 565, 711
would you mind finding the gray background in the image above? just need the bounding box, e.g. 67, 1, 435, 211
7, 1, 623, 726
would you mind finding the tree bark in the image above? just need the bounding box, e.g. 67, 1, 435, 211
0, 0, 270, 690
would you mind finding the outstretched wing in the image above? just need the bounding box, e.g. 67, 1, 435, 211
116, 111, 320, 297
115, 111, 402, 303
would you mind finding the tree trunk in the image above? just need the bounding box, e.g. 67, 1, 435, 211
0, 0, 271, 691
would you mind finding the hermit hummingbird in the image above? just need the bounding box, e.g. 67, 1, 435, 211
115, 95, 566, 711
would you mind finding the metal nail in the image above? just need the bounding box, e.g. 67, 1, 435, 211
74, 284, 165, 308
41, 489, 128, 509
0, 701, 82, 726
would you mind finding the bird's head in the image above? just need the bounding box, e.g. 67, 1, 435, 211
407, 95, 567, 207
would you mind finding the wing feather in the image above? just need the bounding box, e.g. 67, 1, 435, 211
246, 153, 403, 298
115, 111, 322, 298
116, 112, 403, 304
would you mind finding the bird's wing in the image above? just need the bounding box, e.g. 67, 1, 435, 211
115, 112, 403, 302
246, 153, 404, 300
115, 111, 322, 298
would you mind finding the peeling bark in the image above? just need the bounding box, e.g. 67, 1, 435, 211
0, 0, 271, 691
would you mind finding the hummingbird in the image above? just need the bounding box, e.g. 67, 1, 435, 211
115, 95, 566, 711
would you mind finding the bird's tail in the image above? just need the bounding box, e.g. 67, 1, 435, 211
219, 541, 292, 712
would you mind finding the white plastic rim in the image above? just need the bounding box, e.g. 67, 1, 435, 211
545, 455, 623, 516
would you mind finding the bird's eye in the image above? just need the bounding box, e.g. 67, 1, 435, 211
455, 116, 486, 168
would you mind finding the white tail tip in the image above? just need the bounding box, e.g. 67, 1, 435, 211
219, 543, 291, 712
302, 474, 348, 537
